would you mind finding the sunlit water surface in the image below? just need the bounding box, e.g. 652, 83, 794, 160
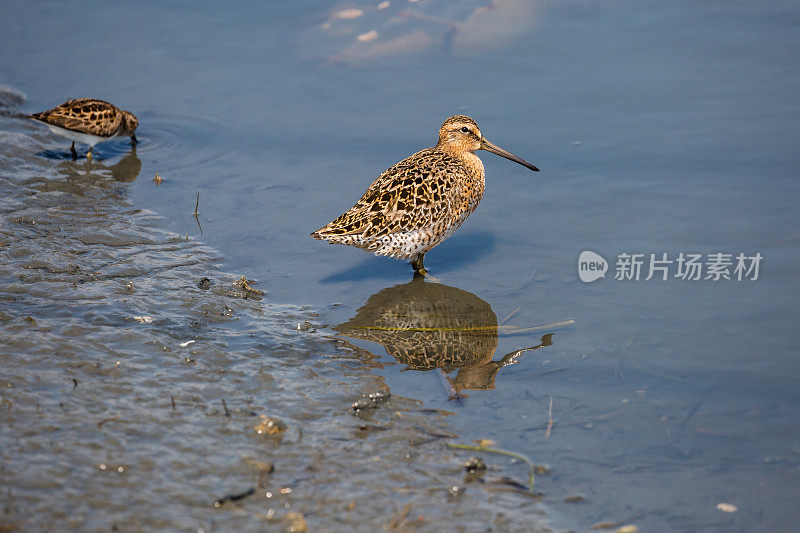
1, 1, 799, 531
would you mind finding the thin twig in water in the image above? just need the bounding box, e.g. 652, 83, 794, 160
446, 442, 537, 492
98, 416, 120, 427
222, 398, 230, 418
545, 396, 554, 439
499, 306, 522, 326
386, 502, 413, 530
213, 487, 255, 508
437, 369, 460, 400
678, 393, 706, 435
499, 319, 575, 335
193, 192, 203, 235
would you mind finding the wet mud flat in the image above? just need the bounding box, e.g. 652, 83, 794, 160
0, 122, 555, 531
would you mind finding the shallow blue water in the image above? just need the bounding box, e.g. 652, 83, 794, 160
2, 0, 799, 530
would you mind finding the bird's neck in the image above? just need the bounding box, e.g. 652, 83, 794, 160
436, 143, 482, 169
458, 150, 485, 181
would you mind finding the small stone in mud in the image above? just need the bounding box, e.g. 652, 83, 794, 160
352, 390, 391, 412
256, 461, 275, 487
197, 277, 211, 290
464, 457, 486, 474
447, 485, 464, 498
284, 511, 308, 533
254, 416, 287, 437
259, 464, 275, 473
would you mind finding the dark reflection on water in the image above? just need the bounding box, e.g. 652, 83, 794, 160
33, 149, 142, 194
33, 135, 139, 162
337, 277, 554, 393
106, 149, 142, 182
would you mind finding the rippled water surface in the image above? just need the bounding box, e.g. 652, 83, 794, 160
2, 1, 799, 531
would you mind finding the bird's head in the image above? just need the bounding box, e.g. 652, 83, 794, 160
121, 110, 139, 142
437, 115, 539, 171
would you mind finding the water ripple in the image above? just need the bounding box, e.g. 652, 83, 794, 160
133, 110, 236, 171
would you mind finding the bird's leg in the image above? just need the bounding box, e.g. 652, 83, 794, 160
70, 142, 77, 160
411, 253, 428, 278
131, 134, 138, 145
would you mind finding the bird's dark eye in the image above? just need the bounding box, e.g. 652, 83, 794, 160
460, 126, 471, 134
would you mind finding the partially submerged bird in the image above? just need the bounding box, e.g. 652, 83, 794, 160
29, 98, 138, 160
311, 115, 539, 276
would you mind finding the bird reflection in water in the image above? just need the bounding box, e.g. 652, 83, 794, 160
63, 146, 141, 183
335, 277, 554, 396
34, 147, 142, 195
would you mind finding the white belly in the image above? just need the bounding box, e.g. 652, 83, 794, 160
42, 123, 116, 147
370, 212, 472, 260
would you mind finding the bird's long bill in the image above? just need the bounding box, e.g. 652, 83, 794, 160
480, 138, 540, 172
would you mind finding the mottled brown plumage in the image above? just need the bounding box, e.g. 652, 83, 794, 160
311, 115, 538, 275
29, 98, 138, 159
